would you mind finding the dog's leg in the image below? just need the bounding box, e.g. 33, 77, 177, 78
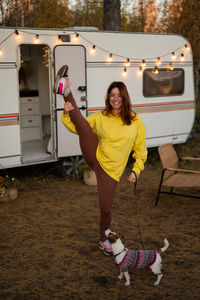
150, 254, 164, 286
151, 261, 163, 285
154, 273, 163, 286
118, 271, 123, 280
123, 271, 130, 286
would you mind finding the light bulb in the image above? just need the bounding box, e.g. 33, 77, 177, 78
152, 66, 159, 74
107, 53, 112, 63
124, 58, 130, 67
57, 35, 62, 43
171, 52, 176, 61
140, 59, 146, 67
15, 29, 21, 40
138, 66, 143, 75
180, 53, 185, 61
168, 63, 174, 71
90, 45, 96, 55
122, 67, 127, 77
184, 44, 190, 52
34, 34, 40, 44
73, 33, 79, 42
156, 57, 161, 66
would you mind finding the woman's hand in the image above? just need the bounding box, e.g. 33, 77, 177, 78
64, 102, 74, 114
128, 171, 139, 183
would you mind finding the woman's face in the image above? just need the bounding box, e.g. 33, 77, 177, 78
109, 87, 122, 113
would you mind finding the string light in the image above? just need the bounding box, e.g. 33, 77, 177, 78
171, 52, 176, 61
90, 45, 96, 55
73, 33, 79, 42
184, 44, 190, 52
124, 58, 130, 66
0, 29, 191, 76
15, 29, 21, 40
168, 63, 174, 71
152, 66, 159, 74
57, 35, 62, 43
180, 53, 185, 62
140, 59, 146, 67
156, 57, 161, 66
34, 34, 40, 44
107, 53, 112, 63
138, 66, 143, 75
122, 67, 127, 77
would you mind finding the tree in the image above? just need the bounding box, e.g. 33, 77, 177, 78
0, 0, 72, 28
159, 0, 200, 104
71, 0, 103, 29
2, 0, 34, 27
176, 0, 200, 103
143, 0, 159, 32
30, 0, 72, 28
0, 0, 7, 25
159, 0, 183, 33
134, 0, 159, 32
103, 0, 121, 31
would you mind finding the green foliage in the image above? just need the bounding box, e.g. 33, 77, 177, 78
71, 0, 103, 29
0, 175, 21, 188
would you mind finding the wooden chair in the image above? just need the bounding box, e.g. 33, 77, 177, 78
155, 143, 200, 206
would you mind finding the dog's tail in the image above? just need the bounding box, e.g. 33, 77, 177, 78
158, 238, 169, 254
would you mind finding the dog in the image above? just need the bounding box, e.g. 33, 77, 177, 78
105, 229, 169, 286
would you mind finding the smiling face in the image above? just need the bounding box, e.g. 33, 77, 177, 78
109, 87, 122, 114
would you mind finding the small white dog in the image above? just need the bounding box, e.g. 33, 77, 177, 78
105, 229, 169, 286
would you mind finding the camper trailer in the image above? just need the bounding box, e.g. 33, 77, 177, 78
0, 27, 195, 173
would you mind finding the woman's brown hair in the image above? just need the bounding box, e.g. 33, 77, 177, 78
103, 81, 136, 125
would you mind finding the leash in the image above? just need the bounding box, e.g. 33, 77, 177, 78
131, 170, 145, 250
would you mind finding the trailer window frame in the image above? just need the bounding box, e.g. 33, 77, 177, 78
143, 68, 185, 98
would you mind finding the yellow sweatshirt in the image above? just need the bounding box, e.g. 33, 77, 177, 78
62, 112, 147, 182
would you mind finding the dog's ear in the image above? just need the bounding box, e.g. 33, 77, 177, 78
119, 233, 124, 240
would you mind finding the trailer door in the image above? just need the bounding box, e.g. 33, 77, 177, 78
54, 45, 86, 157
0, 65, 21, 168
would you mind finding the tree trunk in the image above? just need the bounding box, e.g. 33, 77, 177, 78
21, 0, 24, 27
140, 0, 145, 32
103, 0, 121, 31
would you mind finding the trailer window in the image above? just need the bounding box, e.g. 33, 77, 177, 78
143, 68, 184, 97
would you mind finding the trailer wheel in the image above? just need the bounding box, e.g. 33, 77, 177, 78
61, 155, 84, 177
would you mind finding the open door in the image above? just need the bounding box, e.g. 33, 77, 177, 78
54, 45, 87, 158
19, 44, 53, 164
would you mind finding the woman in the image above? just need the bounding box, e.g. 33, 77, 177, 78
54, 65, 147, 256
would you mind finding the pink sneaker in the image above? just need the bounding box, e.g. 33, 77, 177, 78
99, 239, 112, 256
53, 65, 71, 97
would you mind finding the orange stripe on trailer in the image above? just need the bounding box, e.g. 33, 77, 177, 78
0, 114, 19, 119
87, 100, 195, 113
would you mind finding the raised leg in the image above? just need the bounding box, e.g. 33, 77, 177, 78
54, 66, 118, 242
64, 92, 98, 170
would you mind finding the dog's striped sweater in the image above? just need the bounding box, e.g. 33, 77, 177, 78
117, 249, 157, 272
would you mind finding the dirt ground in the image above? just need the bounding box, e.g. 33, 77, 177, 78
0, 134, 200, 300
